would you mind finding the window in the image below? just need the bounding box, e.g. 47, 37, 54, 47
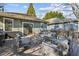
5, 18, 13, 31
34, 23, 40, 28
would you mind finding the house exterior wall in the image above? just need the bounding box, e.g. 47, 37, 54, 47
12, 20, 22, 32
0, 17, 47, 34
47, 24, 64, 30
13, 19, 45, 34
33, 22, 41, 33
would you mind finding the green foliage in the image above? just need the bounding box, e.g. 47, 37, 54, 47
43, 11, 65, 20
27, 3, 36, 17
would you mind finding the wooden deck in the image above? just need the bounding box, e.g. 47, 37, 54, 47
0, 38, 42, 56
0, 38, 79, 56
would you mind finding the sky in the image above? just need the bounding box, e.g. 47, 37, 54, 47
4, 3, 76, 19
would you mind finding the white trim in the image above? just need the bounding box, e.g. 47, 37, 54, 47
3, 18, 5, 31
22, 22, 34, 34
3, 18, 14, 31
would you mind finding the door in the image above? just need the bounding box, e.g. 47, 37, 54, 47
23, 23, 33, 35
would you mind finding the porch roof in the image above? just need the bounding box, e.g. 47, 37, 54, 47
0, 12, 47, 23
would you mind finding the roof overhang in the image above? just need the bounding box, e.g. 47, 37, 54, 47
0, 12, 48, 23
0, 12, 78, 25
45, 18, 79, 25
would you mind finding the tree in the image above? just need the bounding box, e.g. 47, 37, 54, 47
70, 3, 79, 19
27, 3, 36, 17
43, 11, 64, 20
